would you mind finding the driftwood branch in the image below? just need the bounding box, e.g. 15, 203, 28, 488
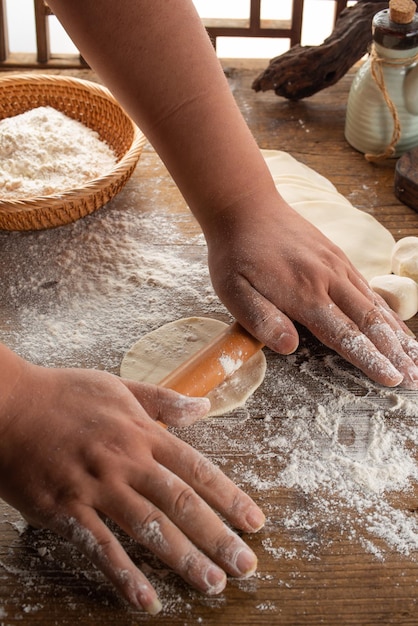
252, 0, 417, 100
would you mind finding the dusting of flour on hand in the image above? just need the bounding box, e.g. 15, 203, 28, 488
0, 106, 117, 198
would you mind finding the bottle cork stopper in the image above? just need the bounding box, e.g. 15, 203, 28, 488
389, 0, 417, 24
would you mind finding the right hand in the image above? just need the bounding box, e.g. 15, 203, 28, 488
205, 193, 418, 390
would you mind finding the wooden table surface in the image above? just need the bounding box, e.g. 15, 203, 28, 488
1, 61, 418, 626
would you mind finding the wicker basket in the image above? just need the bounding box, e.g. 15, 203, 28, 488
0, 74, 146, 231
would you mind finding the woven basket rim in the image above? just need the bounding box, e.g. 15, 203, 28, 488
0, 73, 146, 212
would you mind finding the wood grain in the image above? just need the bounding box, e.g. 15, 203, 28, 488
395, 147, 418, 211
1, 62, 418, 625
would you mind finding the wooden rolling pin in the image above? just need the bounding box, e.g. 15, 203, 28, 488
158, 320, 264, 397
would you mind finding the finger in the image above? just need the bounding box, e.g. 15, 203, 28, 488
303, 299, 404, 387
117, 463, 259, 583
122, 380, 211, 426
220, 276, 299, 354
53, 508, 162, 615
395, 329, 418, 364
375, 310, 418, 382
328, 285, 418, 389
358, 311, 418, 389
356, 283, 418, 342
152, 427, 265, 533
372, 294, 418, 364
101, 482, 238, 594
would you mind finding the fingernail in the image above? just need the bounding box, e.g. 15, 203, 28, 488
277, 332, 298, 355
142, 596, 162, 616
181, 395, 211, 411
235, 547, 257, 578
408, 366, 418, 383
402, 366, 418, 389
384, 363, 404, 385
174, 396, 211, 424
246, 506, 265, 532
204, 565, 226, 595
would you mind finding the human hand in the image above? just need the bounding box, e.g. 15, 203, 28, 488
206, 192, 418, 389
0, 361, 265, 615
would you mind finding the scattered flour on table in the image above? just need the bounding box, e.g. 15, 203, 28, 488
2, 165, 418, 616
0, 179, 220, 370
0, 106, 117, 198
179, 346, 418, 568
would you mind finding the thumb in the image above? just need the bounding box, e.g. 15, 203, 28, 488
121, 379, 211, 426
228, 291, 299, 355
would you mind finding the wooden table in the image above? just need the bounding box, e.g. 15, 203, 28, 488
1, 60, 418, 625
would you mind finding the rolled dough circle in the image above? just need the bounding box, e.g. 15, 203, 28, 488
120, 317, 267, 417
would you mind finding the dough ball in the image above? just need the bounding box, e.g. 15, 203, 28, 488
120, 317, 267, 417
369, 274, 418, 320
391, 236, 418, 281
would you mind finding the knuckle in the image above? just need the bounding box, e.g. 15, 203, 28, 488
172, 485, 197, 518
92, 533, 113, 555
250, 312, 277, 339
133, 510, 167, 547
362, 306, 382, 329
333, 320, 357, 345
192, 455, 219, 488
56, 515, 104, 560
212, 528, 239, 561
219, 489, 248, 526
179, 550, 208, 585
29, 482, 84, 525
229, 490, 246, 517
361, 307, 393, 343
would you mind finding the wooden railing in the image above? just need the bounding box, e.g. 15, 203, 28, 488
205, 0, 305, 48
0, 0, 349, 69
205, 0, 349, 48
0, 0, 86, 68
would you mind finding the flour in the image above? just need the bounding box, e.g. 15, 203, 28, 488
1, 153, 418, 617
206, 351, 418, 562
0, 106, 117, 198
0, 169, 219, 370
219, 353, 243, 376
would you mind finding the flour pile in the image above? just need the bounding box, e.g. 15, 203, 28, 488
0, 106, 117, 198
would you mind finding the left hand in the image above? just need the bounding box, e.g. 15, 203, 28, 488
0, 361, 265, 614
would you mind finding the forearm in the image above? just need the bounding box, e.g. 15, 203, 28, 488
46, 0, 279, 232
0, 343, 27, 420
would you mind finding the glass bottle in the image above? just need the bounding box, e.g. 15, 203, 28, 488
345, 0, 418, 160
